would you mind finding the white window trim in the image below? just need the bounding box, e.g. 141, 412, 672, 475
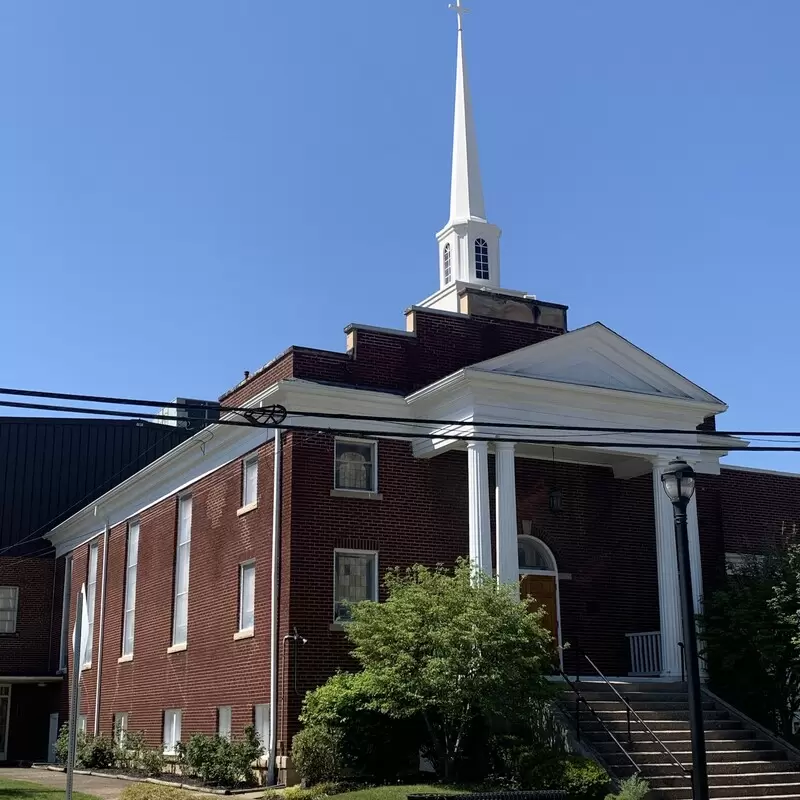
171, 495, 192, 648
217, 706, 232, 740
83, 542, 99, 669
239, 455, 259, 513
58, 556, 73, 671
121, 521, 139, 658
113, 712, 129, 746
0, 586, 20, 636
333, 437, 379, 494
332, 548, 379, 624
236, 560, 256, 637
253, 703, 270, 753
163, 709, 182, 755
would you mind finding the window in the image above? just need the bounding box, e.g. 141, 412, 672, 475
84, 543, 99, 666
77, 715, 87, 735
475, 238, 489, 280
238, 562, 255, 633
443, 243, 452, 284
334, 439, 377, 492
217, 706, 232, 740
333, 550, 378, 622
59, 556, 73, 669
242, 456, 258, 509
113, 713, 129, 746
0, 587, 19, 635
163, 709, 182, 755
122, 522, 139, 657
254, 703, 270, 751
172, 496, 192, 647
517, 537, 555, 571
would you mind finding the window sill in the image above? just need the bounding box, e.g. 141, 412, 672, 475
81, 662, 92, 671
118, 654, 133, 664
330, 489, 383, 500
233, 628, 254, 641
167, 643, 187, 654
329, 622, 348, 632
237, 503, 258, 517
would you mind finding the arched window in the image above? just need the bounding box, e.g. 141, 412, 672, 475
443, 243, 452, 284
518, 536, 556, 571
475, 238, 489, 280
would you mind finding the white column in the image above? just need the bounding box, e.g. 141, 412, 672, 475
467, 441, 492, 578
495, 443, 519, 599
653, 460, 683, 678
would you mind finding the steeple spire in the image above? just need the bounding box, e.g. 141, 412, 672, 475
448, 0, 486, 224
431, 0, 501, 296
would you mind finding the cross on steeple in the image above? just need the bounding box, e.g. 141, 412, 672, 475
449, 0, 469, 32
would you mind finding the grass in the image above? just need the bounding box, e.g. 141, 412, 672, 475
327, 785, 464, 800
0, 777, 100, 800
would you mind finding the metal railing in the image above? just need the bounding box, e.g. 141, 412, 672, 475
580, 652, 690, 778
558, 668, 641, 776
678, 641, 709, 684
626, 631, 662, 676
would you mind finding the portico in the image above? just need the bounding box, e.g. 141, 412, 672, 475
407, 321, 741, 678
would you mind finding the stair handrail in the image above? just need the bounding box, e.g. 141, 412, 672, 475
558, 668, 642, 776
582, 653, 690, 777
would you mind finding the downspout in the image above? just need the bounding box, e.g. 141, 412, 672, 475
266, 429, 282, 786
93, 519, 110, 735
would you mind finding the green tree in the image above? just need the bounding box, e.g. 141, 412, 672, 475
699, 545, 800, 739
346, 560, 556, 779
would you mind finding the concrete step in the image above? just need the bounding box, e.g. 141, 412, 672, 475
651, 773, 800, 790
642, 761, 800, 777
655, 787, 800, 799
604, 750, 784, 766
577, 699, 716, 713
580, 717, 741, 732
593, 737, 771, 754
581, 708, 730, 721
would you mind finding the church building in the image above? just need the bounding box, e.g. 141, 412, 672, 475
37, 1, 800, 786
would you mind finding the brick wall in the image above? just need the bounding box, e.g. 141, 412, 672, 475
0, 556, 56, 676
67, 441, 282, 748
220, 308, 563, 406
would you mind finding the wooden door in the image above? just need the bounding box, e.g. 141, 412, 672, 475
520, 574, 558, 642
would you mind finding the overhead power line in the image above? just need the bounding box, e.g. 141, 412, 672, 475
1, 396, 799, 452
0, 384, 797, 439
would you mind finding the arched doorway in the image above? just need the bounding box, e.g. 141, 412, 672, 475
518, 535, 563, 667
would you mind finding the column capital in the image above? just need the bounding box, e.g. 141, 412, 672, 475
651, 455, 699, 471
467, 439, 489, 453
494, 441, 516, 454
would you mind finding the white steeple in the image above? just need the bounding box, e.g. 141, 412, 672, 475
448, 0, 486, 224
433, 1, 501, 296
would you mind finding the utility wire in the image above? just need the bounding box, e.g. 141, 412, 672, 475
1, 384, 798, 439
1, 397, 798, 452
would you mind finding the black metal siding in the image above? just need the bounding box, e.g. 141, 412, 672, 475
0, 419, 189, 556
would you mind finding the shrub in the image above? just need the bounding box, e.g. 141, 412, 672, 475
299, 671, 419, 781
139, 746, 165, 777
120, 785, 194, 800
182, 727, 262, 787
54, 723, 76, 765
281, 786, 339, 800
81, 734, 117, 769
116, 729, 146, 772
291, 725, 345, 785
605, 775, 650, 800
560, 756, 611, 800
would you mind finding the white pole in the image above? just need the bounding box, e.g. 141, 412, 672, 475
65, 589, 84, 800
93, 523, 110, 735
266, 429, 282, 786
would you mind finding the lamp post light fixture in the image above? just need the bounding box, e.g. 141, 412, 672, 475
661, 458, 709, 800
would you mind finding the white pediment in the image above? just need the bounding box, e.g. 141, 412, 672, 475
471, 322, 724, 406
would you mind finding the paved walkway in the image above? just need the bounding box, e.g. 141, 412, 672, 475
0, 767, 137, 799
0, 767, 266, 800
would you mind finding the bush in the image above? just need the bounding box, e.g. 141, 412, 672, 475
299, 672, 420, 782
139, 746, 165, 777
54, 723, 78, 765
116, 729, 146, 772
120, 785, 194, 800
560, 757, 611, 800
291, 725, 345, 785
605, 775, 650, 800
81, 734, 117, 769
182, 726, 262, 787
281, 786, 339, 800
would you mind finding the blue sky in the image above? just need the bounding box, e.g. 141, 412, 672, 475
2, 1, 799, 470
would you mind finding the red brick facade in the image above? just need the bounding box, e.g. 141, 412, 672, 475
38, 307, 800, 769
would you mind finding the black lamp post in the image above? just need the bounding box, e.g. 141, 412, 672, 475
661, 458, 709, 800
